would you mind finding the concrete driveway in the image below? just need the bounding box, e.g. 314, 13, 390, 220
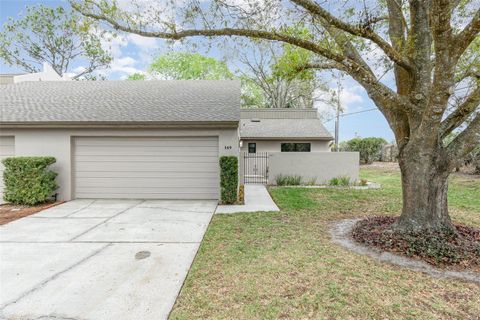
0, 199, 216, 320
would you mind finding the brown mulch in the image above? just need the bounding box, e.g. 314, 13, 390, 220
351, 216, 480, 271
238, 184, 245, 204
0, 201, 63, 225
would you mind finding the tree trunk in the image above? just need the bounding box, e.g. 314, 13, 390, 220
394, 145, 455, 233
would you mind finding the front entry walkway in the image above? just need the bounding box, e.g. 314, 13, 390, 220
0, 199, 216, 320
216, 184, 280, 214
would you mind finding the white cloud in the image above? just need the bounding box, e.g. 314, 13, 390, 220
314, 81, 364, 118
127, 34, 159, 50
100, 32, 129, 57
72, 66, 87, 74
97, 31, 152, 78
339, 85, 363, 109
109, 56, 142, 75
116, 56, 137, 66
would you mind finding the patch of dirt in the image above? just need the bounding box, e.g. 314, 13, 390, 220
330, 219, 480, 284
363, 161, 400, 170
0, 201, 63, 225
364, 162, 480, 179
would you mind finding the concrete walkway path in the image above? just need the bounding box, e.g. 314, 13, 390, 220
0, 199, 216, 320
216, 184, 280, 214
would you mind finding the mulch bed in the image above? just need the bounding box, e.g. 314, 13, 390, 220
351, 216, 480, 271
0, 201, 63, 225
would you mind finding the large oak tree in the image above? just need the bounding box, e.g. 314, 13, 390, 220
73, 0, 480, 233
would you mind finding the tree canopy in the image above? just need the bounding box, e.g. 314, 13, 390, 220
127, 50, 322, 109
0, 5, 112, 79
144, 52, 234, 80
126, 52, 263, 107
238, 40, 321, 108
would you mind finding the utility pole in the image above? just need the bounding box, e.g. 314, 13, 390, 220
334, 76, 342, 151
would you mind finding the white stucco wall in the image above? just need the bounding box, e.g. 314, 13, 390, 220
0, 127, 239, 201
13, 63, 71, 83
267, 152, 359, 185
240, 140, 331, 153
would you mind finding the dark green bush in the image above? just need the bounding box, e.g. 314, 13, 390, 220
2, 156, 58, 205
340, 137, 387, 164
219, 156, 238, 204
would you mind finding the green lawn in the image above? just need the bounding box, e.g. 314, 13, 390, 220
170, 167, 480, 320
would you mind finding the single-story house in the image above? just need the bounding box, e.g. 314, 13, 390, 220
240, 108, 333, 153
0, 80, 240, 201
1, 80, 358, 202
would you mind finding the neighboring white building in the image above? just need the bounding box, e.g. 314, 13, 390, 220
13, 62, 72, 83
0, 74, 24, 85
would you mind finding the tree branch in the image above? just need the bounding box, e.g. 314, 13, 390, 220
295, 62, 345, 72
293, 60, 413, 118
289, 0, 412, 70
447, 112, 480, 167
74, 0, 415, 117
441, 86, 480, 138
454, 8, 480, 58
386, 0, 407, 51
385, 0, 411, 96
316, 16, 373, 74
73, 1, 349, 66
73, 0, 408, 110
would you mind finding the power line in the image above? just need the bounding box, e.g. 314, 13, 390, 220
323, 107, 379, 123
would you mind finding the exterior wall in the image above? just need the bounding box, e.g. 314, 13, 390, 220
0, 127, 238, 201
267, 152, 359, 185
240, 140, 331, 153
0, 74, 23, 85
0, 136, 15, 202
13, 63, 71, 83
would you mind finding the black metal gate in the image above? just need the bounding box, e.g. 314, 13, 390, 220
243, 152, 269, 184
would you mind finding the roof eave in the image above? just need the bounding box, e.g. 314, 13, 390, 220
240, 136, 334, 141
0, 120, 239, 129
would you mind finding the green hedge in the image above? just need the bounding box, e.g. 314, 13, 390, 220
219, 156, 238, 204
340, 137, 387, 164
2, 156, 58, 205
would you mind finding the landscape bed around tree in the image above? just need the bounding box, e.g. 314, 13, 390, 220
351, 216, 480, 272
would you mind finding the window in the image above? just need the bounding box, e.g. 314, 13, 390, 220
248, 142, 256, 153
281, 143, 311, 152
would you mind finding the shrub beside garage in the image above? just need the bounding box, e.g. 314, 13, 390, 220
2, 156, 58, 205
219, 156, 238, 204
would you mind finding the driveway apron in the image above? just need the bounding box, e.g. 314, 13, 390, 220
0, 199, 216, 320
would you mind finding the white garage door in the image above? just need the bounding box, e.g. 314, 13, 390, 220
73, 137, 219, 199
0, 136, 15, 202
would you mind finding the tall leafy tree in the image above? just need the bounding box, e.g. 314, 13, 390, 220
135, 52, 234, 80
239, 40, 320, 108
74, 0, 480, 234
127, 52, 265, 107
0, 5, 112, 79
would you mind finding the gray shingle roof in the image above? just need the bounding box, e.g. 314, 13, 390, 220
0, 80, 240, 124
240, 118, 333, 140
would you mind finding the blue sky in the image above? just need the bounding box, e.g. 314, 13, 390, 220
0, 0, 395, 143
